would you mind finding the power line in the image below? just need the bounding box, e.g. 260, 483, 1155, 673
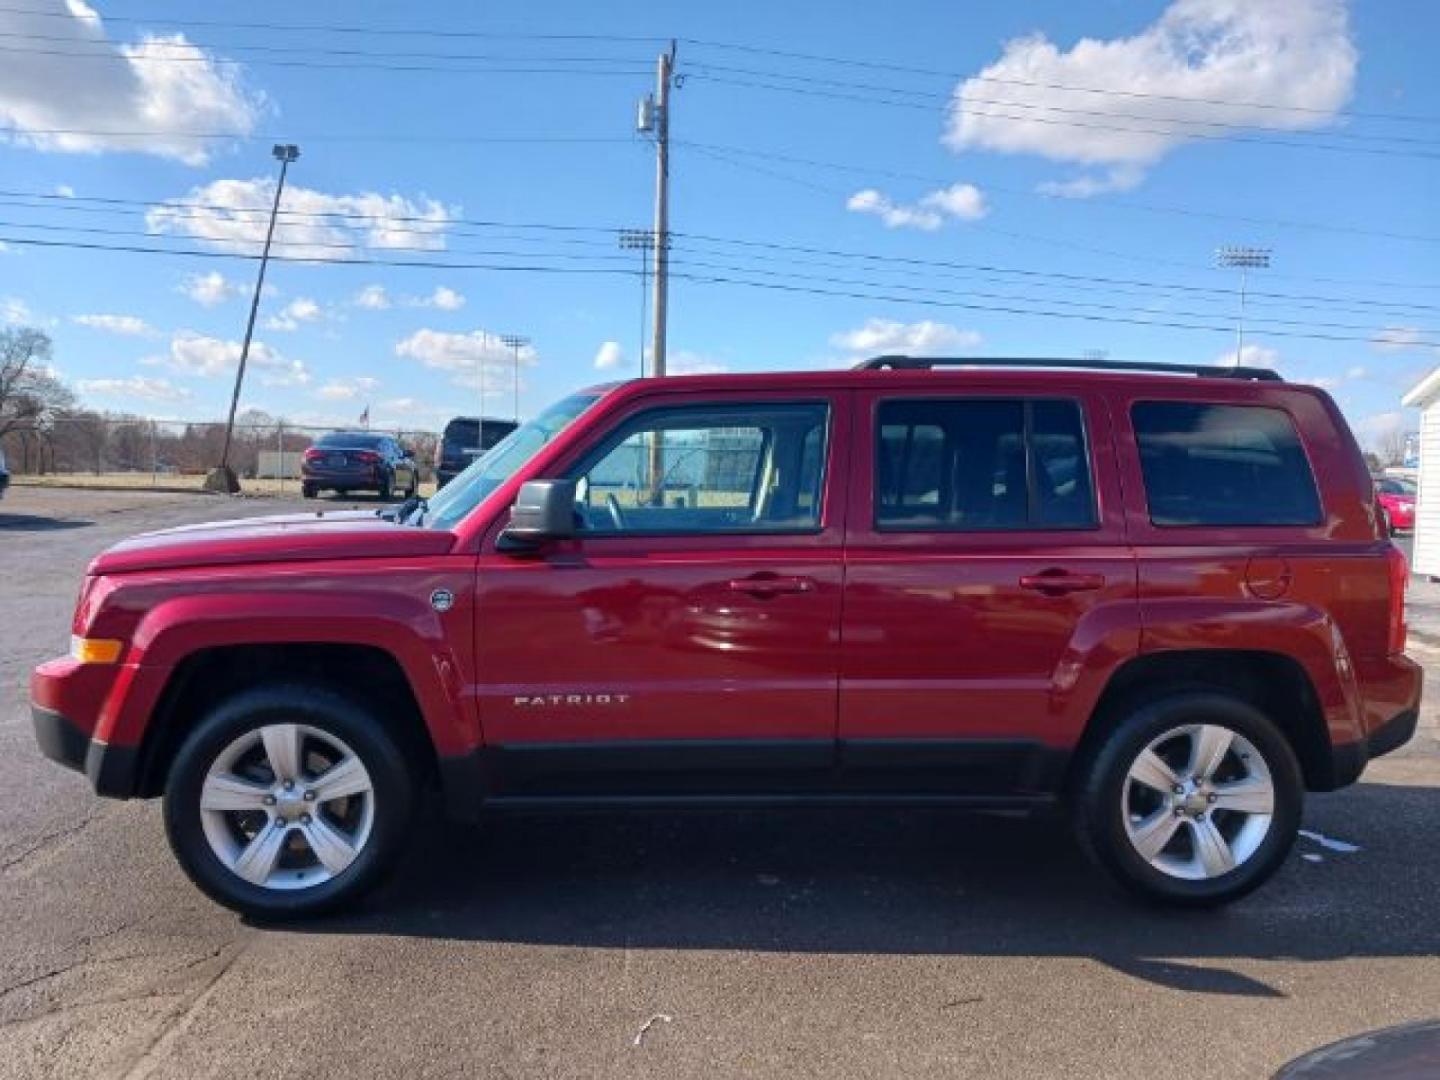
0, 5, 667, 45
685, 61, 1440, 149
0, 43, 653, 77
3, 231, 1436, 349
6, 187, 1440, 307
2, 125, 644, 145
0, 6, 1429, 125
681, 139, 1440, 246
677, 37, 1440, 126
684, 72, 1440, 161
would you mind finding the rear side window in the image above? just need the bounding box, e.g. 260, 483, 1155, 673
1132, 402, 1322, 527
875, 398, 1095, 531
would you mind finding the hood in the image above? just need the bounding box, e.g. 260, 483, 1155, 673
89, 509, 457, 575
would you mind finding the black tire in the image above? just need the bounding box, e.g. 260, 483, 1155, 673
301, 482, 317, 499
163, 684, 415, 920
377, 471, 393, 501
1071, 691, 1302, 908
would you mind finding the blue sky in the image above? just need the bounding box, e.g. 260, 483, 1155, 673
1, 0, 1435, 445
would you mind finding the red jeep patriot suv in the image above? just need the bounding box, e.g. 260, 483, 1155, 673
31, 357, 1421, 917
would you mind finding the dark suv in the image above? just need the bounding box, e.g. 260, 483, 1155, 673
31, 358, 1420, 918
301, 432, 417, 500
434, 416, 518, 489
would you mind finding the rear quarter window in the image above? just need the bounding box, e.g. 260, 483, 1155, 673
1132, 401, 1322, 527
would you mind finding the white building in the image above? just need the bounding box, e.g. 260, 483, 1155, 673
1401, 367, 1440, 576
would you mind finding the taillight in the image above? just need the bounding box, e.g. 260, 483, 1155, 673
302, 447, 321, 461
1386, 543, 1409, 655
356, 450, 380, 463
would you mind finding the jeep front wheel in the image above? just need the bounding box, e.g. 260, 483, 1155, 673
163, 685, 414, 919
1072, 692, 1302, 907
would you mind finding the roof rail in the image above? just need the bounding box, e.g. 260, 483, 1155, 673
854, 355, 1284, 381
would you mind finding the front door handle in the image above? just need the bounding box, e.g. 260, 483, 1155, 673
727, 575, 815, 597
1018, 569, 1106, 596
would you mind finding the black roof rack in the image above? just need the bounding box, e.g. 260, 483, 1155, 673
854, 355, 1283, 381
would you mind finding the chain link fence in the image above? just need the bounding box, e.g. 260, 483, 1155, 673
1, 416, 441, 495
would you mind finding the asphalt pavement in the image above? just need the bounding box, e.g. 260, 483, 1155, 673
1, 487, 1438, 1079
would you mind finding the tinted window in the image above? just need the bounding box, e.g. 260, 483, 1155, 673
875, 399, 1095, 530
1132, 402, 1321, 527
572, 403, 828, 534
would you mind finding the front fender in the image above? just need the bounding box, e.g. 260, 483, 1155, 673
97, 588, 474, 756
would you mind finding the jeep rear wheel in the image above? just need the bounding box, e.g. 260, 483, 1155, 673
163, 685, 414, 919
1073, 691, 1302, 907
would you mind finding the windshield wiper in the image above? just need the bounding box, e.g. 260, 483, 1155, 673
378, 493, 428, 525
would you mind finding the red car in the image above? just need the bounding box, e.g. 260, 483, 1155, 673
31, 357, 1421, 918
1375, 476, 1417, 534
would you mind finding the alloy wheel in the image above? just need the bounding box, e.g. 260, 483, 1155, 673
199, 723, 375, 891
1121, 723, 1275, 881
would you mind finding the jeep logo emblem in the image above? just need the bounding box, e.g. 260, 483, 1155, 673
430, 589, 455, 613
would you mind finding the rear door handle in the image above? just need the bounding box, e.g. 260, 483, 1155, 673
1019, 570, 1106, 595
727, 575, 815, 597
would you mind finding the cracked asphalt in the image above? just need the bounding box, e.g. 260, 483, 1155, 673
2, 487, 1438, 1079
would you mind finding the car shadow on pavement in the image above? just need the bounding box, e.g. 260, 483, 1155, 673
0, 512, 93, 531
300, 778, 1437, 1000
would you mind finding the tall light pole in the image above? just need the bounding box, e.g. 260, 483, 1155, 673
208, 143, 298, 494
635, 42, 675, 378
500, 334, 529, 421
618, 228, 652, 377
1216, 246, 1271, 363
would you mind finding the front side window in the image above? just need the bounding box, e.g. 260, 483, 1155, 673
571, 402, 829, 534
875, 398, 1095, 530
1132, 401, 1322, 527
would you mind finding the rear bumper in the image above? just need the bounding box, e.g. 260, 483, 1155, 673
302, 467, 380, 488
1326, 655, 1424, 789
31, 704, 140, 797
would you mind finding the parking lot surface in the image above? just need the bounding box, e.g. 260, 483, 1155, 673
2, 488, 1438, 1079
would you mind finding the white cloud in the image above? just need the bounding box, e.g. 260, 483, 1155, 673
1354, 410, 1413, 449
1372, 325, 1427, 353
2, 297, 34, 324
1037, 165, 1146, 199
846, 183, 988, 231
77, 374, 190, 402
415, 285, 465, 311
263, 296, 323, 332
71, 313, 157, 337
395, 328, 537, 391
1216, 343, 1280, 369
353, 284, 391, 310
54, 184, 75, 198
832, 318, 983, 356
147, 178, 455, 259
180, 271, 246, 307
669, 351, 729, 376
1346, 365, 1368, 380
315, 376, 379, 401
145, 331, 309, 386
0, 3, 262, 164
946, 0, 1356, 194
593, 341, 625, 371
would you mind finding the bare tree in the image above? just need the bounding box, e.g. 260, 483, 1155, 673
0, 327, 74, 440
1377, 427, 1413, 468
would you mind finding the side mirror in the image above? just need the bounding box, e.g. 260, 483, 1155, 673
497, 479, 577, 553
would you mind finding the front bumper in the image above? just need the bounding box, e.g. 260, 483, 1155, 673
31, 704, 140, 797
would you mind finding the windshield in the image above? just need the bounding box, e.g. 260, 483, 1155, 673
417, 391, 601, 530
